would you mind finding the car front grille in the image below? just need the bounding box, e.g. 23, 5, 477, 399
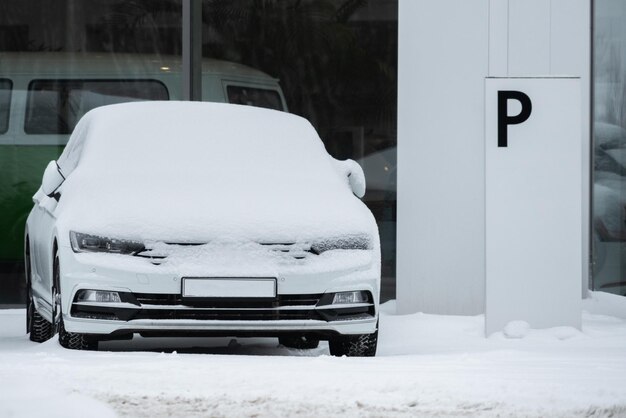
132, 308, 324, 321
70, 292, 375, 322
133, 292, 323, 308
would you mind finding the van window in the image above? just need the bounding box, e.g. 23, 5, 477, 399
227, 85, 283, 111
25, 79, 169, 135
0, 79, 11, 134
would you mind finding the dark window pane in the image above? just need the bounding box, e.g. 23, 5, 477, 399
0, 79, 11, 134
227, 85, 283, 111
25, 79, 169, 135
593, 0, 626, 296
0, 0, 181, 305
203, 0, 398, 301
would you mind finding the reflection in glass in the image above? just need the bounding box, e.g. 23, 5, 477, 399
0, 0, 182, 304
202, 0, 398, 300
593, 0, 626, 296
227, 85, 283, 111
25, 79, 170, 134
0, 0, 398, 304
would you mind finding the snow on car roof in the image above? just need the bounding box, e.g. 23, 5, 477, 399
56, 102, 377, 244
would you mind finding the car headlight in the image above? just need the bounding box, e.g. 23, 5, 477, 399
310, 235, 371, 254
332, 291, 370, 304
70, 231, 144, 254
76, 289, 122, 303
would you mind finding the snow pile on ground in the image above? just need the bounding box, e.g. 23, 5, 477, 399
1, 292, 626, 417
503, 320, 530, 339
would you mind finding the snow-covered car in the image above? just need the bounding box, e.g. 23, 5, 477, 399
24, 101, 380, 356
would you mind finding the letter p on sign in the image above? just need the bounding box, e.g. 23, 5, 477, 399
498, 91, 532, 147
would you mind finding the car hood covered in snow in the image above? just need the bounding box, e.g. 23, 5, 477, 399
55, 101, 377, 245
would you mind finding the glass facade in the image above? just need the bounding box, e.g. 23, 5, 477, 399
0, 0, 183, 305
592, 0, 626, 296
0, 0, 398, 304
201, 0, 398, 300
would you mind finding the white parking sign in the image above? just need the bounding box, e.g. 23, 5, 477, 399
485, 77, 582, 335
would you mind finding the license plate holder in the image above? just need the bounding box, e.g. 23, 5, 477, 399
181, 277, 277, 301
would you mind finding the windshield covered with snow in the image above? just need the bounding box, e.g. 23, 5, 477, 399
57, 101, 376, 244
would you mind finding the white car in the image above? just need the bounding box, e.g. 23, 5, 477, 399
25, 101, 380, 356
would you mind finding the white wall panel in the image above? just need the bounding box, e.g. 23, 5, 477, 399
397, 0, 489, 315
508, 0, 551, 75
488, 0, 509, 76
550, 0, 591, 297
397, 0, 590, 315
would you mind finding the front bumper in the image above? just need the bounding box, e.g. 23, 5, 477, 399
63, 317, 378, 339
58, 244, 380, 338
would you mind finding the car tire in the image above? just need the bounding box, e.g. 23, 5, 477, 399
328, 330, 378, 357
279, 335, 320, 349
58, 318, 98, 351
29, 308, 54, 343
26, 245, 54, 343
52, 249, 98, 351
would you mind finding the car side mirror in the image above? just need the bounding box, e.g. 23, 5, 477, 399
332, 158, 366, 198
42, 160, 65, 197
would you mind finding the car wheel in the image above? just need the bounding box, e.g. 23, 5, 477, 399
52, 250, 98, 351
279, 335, 320, 349
28, 304, 54, 343
58, 318, 98, 351
26, 247, 54, 343
328, 330, 378, 357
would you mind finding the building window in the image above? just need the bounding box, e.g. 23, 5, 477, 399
226, 85, 283, 111
0, 0, 181, 304
203, 0, 398, 301
592, 0, 626, 296
0, 0, 398, 305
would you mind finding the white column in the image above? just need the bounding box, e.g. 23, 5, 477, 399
397, 0, 489, 315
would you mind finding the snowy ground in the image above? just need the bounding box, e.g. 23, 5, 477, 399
2, 292, 626, 418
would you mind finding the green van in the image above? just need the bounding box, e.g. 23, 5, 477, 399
0, 52, 287, 274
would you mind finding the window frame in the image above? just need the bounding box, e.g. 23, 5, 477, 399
223, 81, 286, 112
0, 78, 13, 135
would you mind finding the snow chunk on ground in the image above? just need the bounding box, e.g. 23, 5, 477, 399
503, 320, 530, 339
